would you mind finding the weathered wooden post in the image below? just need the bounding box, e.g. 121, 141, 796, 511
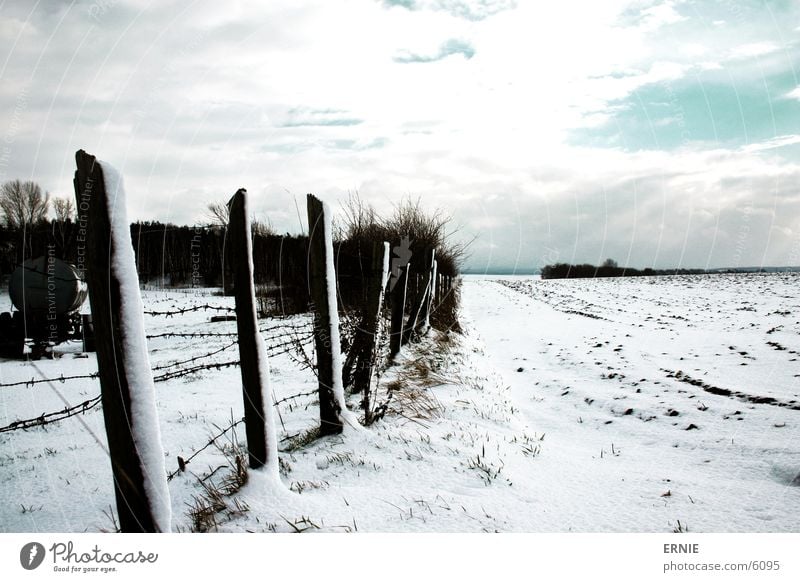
222, 227, 234, 296
353, 242, 389, 420
405, 247, 436, 341
307, 194, 346, 435
228, 188, 277, 470
73, 150, 171, 533
389, 261, 410, 358
425, 258, 437, 328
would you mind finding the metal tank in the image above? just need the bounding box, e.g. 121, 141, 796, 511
9, 256, 87, 315
1, 256, 89, 359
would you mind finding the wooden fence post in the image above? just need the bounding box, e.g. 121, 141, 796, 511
425, 258, 437, 328
307, 194, 345, 435
353, 242, 389, 420
405, 247, 436, 341
73, 150, 170, 533
222, 227, 234, 296
228, 188, 276, 470
389, 262, 409, 358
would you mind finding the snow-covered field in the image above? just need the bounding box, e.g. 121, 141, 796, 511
1, 273, 799, 532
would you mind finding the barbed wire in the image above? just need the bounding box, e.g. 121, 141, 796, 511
0, 372, 100, 388
0, 306, 374, 436
0, 326, 313, 389
150, 340, 239, 372
166, 416, 244, 482
0, 395, 101, 433
145, 319, 311, 340
143, 304, 236, 316
146, 331, 238, 339
273, 388, 317, 407
0, 333, 316, 433
152, 359, 242, 382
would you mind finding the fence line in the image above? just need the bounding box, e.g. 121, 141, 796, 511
0, 328, 318, 434
5, 151, 461, 531
0, 329, 313, 389
0, 267, 455, 434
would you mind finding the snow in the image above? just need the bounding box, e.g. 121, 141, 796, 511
2, 271, 800, 532
460, 273, 800, 531
100, 160, 172, 532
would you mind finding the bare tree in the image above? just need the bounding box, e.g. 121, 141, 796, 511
208, 199, 275, 236
206, 201, 229, 227
0, 180, 51, 228
251, 217, 275, 237
52, 196, 75, 223
51, 196, 76, 257
602, 258, 618, 269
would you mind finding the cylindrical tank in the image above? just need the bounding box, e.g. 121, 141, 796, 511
9, 256, 87, 315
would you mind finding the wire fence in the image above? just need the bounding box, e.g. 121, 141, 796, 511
0, 308, 317, 434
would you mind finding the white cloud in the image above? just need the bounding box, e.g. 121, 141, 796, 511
787, 87, 800, 101
741, 135, 800, 153
729, 41, 780, 59
382, 0, 517, 21
637, 0, 686, 32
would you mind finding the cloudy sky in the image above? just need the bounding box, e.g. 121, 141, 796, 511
1, 0, 799, 271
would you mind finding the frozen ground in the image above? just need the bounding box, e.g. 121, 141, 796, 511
1, 273, 799, 532
462, 273, 800, 532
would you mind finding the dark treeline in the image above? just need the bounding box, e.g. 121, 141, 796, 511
541, 262, 715, 280
0, 219, 294, 288
1, 207, 462, 323
0, 219, 79, 276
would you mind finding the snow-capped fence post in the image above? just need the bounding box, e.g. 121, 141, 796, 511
307, 194, 345, 435
72, 150, 171, 533
389, 261, 410, 358
228, 188, 277, 470
353, 242, 389, 419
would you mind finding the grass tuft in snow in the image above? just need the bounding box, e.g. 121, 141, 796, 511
289, 480, 329, 494
98, 506, 120, 533
185, 425, 251, 532
282, 426, 322, 452
672, 519, 690, 533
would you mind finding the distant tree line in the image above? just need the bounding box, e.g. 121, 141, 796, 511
541, 259, 713, 280
1, 180, 463, 324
